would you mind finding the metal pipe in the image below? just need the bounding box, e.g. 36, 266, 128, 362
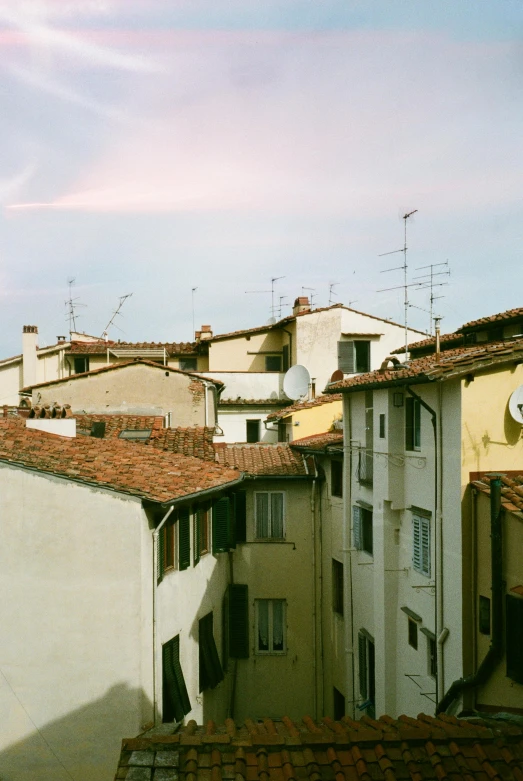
343, 396, 356, 717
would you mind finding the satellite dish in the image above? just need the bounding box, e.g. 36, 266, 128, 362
283, 364, 310, 400
330, 369, 344, 383
508, 386, 523, 424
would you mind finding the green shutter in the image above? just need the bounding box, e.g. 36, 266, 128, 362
234, 491, 247, 543
199, 612, 224, 691
338, 340, 355, 373
212, 497, 230, 554
162, 635, 191, 723
179, 507, 190, 571
506, 595, 523, 684
157, 525, 165, 583
227, 583, 249, 659
193, 508, 200, 566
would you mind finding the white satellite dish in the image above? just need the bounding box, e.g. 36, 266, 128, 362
283, 364, 310, 400
508, 385, 523, 424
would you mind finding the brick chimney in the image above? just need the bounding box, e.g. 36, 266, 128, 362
22, 325, 38, 388
198, 325, 213, 341
292, 297, 310, 316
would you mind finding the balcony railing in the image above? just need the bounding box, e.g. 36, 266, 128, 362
357, 449, 373, 485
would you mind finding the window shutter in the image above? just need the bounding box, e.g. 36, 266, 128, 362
227, 584, 249, 658
256, 493, 269, 538
271, 493, 284, 538
212, 496, 230, 554
229, 494, 237, 550
420, 518, 430, 576
199, 612, 224, 691
194, 509, 201, 566
353, 506, 362, 550
412, 516, 421, 571
506, 595, 523, 684
157, 525, 165, 583
358, 633, 367, 699
338, 341, 355, 373
234, 491, 247, 543
178, 507, 191, 571
162, 636, 191, 723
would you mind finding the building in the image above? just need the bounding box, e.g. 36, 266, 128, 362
266, 394, 343, 443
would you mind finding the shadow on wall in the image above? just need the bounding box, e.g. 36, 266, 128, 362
0, 682, 151, 781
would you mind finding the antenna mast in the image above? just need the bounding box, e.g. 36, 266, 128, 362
413, 261, 450, 334
328, 282, 339, 305
101, 293, 133, 340
191, 287, 197, 339
65, 278, 86, 337
245, 276, 285, 320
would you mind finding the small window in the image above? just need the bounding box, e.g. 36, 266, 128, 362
331, 460, 343, 497
179, 357, 197, 371
199, 612, 224, 691
355, 341, 370, 373
353, 506, 373, 555
246, 419, 261, 443
282, 344, 290, 372
333, 687, 345, 720
73, 356, 89, 374
158, 514, 176, 580
265, 355, 282, 371
413, 515, 430, 577
405, 397, 421, 451
337, 341, 370, 374
119, 429, 152, 440
277, 422, 287, 443
479, 595, 491, 635
255, 492, 285, 539
358, 631, 375, 717
332, 559, 344, 616
256, 599, 286, 654
408, 618, 418, 649
379, 413, 386, 439
162, 635, 191, 723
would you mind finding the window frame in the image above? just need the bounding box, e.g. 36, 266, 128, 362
246, 419, 261, 443
254, 491, 285, 540
412, 514, 431, 577
358, 630, 375, 717
179, 357, 197, 371
265, 355, 282, 372
194, 503, 210, 565
405, 396, 421, 451
353, 505, 373, 556
332, 559, 344, 616
337, 340, 371, 374
255, 598, 286, 655
331, 459, 343, 498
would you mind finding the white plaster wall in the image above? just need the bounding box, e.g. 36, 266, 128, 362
215, 409, 278, 443
200, 371, 284, 401
0, 465, 152, 781
26, 419, 77, 437
0, 360, 23, 406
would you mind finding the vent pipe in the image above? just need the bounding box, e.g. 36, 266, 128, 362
434, 317, 441, 360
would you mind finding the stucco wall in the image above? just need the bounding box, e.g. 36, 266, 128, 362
0, 465, 152, 781
287, 400, 343, 441
215, 408, 279, 443
208, 331, 286, 372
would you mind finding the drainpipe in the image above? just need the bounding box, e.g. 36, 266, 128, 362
437, 474, 504, 713
310, 462, 321, 718
152, 505, 175, 724
343, 395, 356, 717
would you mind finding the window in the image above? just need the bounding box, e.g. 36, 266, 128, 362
179, 357, 197, 371
158, 514, 176, 581
331, 460, 343, 497
408, 618, 418, 649
332, 559, 344, 616
277, 422, 287, 443
506, 595, 523, 684
256, 599, 286, 654
73, 356, 89, 374
199, 612, 224, 691
358, 631, 375, 717
178, 507, 190, 571
405, 397, 421, 451
337, 341, 370, 374
255, 492, 284, 539
162, 635, 190, 722
265, 355, 282, 371
246, 419, 261, 443
412, 515, 430, 576
379, 413, 385, 439
119, 429, 152, 441
333, 687, 345, 720
223, 584, 249, 669
353, 505, 373, 555
194, 503, 210, 564
212, 496, 233, 554
479, 595, 491, 635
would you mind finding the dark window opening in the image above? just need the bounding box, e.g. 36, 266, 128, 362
354, 506, 373, 555
332, 559, 344, 616
405, 396, 421, 451
223, 584, 249, 669
199, 612, 224, 691
73, 356, 89, 374
265, 355, 282, 372
277, 422, 287, 443
408, 618, 418, 649
379, 413, 386, 439
331, 460, 343, 497
179, 357, 197, 371
479, 595, 491, 635
162, 635, 190, 723
333, 687, 345, 720
246, 419, 261, 443
358, 631, 375, 718
355, 341, 371, 373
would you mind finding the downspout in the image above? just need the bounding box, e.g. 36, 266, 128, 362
152, 505, 175, 724
343, 395, 356, 717
227, 548, 237, 719
309, 457, 322, 718
437, 474, 504, 713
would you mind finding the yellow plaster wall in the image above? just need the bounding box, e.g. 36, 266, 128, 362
287, 400, 342, 441
208, 331, 285, 372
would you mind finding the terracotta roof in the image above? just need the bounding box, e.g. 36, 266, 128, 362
69, 340, 199, 355
75, 414, 165, 438
0, 421, 241, 503
327, 338, 523, 393
219, 398, 288, 407
267, 394, 342, 421
214, 443, 310, 476
391, 332, 464, 355
291, 431, 344, 451
22, 359, 224, 392
460, 306, 523, 331
148, 427, 216, 462
115, 713, 523, 780
471, 473, 523, 515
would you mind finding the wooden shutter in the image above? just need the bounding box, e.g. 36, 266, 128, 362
234, 491, 247, 543
178, 507, 190, 571
420, 518, 430, 576
199, 612, 224, 691
162, 636, 191, 723
506, 595, 523, 684
358, 633, 367, 699
227, 584, 249, 659
213, 497, 230, 553
338, 341, 355, 373
353, 506, 362, 550
157, 525, 165, 583
412, 516, 421, 572
193, 508, 200, 566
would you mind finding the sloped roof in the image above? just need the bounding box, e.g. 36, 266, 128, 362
267, 394, 342, 421
327, 338, 523, 393
0, 422, 241, 503
471, 473, 523, 515
75, 414, 165, 438
214, 443, 310, 476
22, 359, 224, 393
115, 713, 523, 780
461, 306, 523, 331
291, 431, 344, 451
69, 339, 199, 355
219, 398, 287, 407
392, 332, 464, 355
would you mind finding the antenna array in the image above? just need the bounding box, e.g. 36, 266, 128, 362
101, 293, 133, 340
65, 278, 86, 336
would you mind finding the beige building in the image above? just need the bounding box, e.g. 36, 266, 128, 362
327, 306, 523, 719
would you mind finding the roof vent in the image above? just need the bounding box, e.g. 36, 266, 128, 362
90, 421, 106, 438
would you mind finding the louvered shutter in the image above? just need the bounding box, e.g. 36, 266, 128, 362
171, 636, 191, 719
420, 518, 430, 576
162, 636, 191, 723
358, 633, 367, 699
338, 341, 355, 373
178, 507, 190, 571
227, 584, 249, 658
199, 612, 224, 691
353, 506, 362, 550
256, 493, 269, 538
271, 493, 284, 538
234, 491, 247, 543
506, 595, 523, 684
412, 516, 421, 572
194, 508, 200, 566
157, 525, 165, 583
212, 496, 230, 553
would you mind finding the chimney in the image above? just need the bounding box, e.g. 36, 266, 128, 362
434, 317, 441, 360
22, 325, 38, 388
292, 297, 310, 316
199, 325, 213, 341
57, 335, 66, 342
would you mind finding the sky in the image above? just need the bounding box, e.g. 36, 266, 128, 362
0, 0, 521, 355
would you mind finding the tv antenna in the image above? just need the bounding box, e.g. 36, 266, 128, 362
65, 278, 86, 336
413, 261, 451, 334
101, 293, 133, 340
302, 286, 316, 309
245, 276, 285, 320
377, 209, 418, 359
328, 282, 339, 305
278, 295, 288, 319
191, 287, 197, 339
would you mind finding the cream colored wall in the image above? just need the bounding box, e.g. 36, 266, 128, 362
208, 331, 285, 372
287, 400, 342, 441
0, 360, 23, 405
0, 465, 152, 781
31, 364, 213, 424
474, 491, 523, 711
